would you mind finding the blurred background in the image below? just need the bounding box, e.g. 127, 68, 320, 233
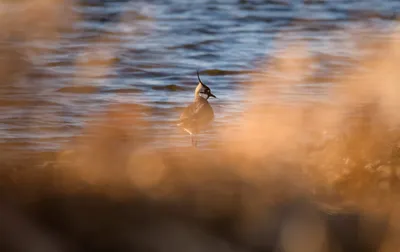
1, 0, 400, 251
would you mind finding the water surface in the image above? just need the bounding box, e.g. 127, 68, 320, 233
1, 0, 400, 151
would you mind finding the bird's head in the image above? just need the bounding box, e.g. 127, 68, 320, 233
194, 70, 216, 100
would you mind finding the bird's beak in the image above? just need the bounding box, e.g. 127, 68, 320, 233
209, 93, 217, 98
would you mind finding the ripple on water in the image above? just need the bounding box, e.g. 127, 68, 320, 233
151, 84, 187, 92
57, 86, 100, 94
201, 69, 255, 76
101, 88, 143, 94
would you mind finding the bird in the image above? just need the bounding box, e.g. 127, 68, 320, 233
177, 70, 216, 147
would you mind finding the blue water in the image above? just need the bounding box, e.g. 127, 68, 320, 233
0, 0, 400, 150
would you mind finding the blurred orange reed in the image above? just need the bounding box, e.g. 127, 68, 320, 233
1, 1, 400, 251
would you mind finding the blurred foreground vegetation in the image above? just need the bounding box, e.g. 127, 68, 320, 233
2, 1, 400, 252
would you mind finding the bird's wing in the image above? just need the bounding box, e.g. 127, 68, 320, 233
179, 101, 206, 122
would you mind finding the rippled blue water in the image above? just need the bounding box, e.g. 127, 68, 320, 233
1, 0, 400, 150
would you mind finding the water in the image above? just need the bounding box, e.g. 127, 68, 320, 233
1, 0, 400, 151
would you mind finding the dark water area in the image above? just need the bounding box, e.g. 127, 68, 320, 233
1, 0, 400, 151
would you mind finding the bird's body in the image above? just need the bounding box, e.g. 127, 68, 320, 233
177, 71, 216, 147
179, 95, 214, 135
